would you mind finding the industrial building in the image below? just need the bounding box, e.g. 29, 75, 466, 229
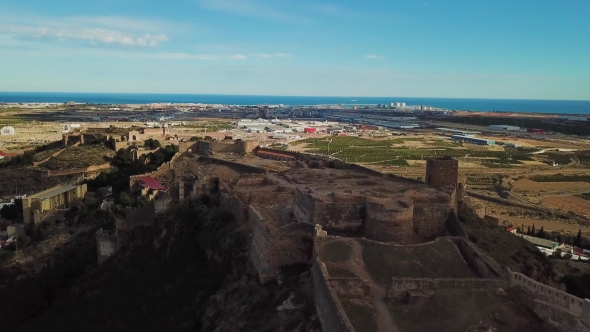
488, 125, 520, 131
520, 234, 559, 250
451, 134, 495, 145
22, 184, 88, 224
436, 127, 481, 135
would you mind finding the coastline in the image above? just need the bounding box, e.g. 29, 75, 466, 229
1, 92, 590, 115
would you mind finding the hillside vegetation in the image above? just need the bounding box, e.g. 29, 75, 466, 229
42, 144, 114, 170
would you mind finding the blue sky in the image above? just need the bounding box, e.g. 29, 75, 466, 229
0, 0, 589, 99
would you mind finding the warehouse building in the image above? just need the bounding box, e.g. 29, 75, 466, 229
489, 125, 520, 131
22, 184, 88, 224
451, 134, 495, 145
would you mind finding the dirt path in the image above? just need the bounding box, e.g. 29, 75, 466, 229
348, 240, 400, 332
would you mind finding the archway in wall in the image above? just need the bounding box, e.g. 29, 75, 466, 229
132, 135, 137, 141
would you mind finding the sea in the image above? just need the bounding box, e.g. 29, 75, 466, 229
1, 92, 589, 115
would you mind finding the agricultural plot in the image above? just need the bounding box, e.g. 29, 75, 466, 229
41, 144, 115, 170
289, 136, 537, 167
540, 196, 590, 218
573, 192, 590, 201
512, 178, 590, 194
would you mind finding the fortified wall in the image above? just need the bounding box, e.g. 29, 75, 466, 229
96, 228, 116, 264
116, 203, 156, 248
193, 139, 259, 156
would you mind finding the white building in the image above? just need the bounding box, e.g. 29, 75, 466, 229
0, 126, 15, 135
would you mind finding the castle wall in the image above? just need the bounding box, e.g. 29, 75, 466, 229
511, 272, 586, 315
125, 203, 156, 229
455, 238, 503, 278
312, 247, 355, 332
312, 193, 365, 231
445, 212, 467, 238
293, 187, 315, 224
249, 206, 275, 283
196, 156, 266, 174
328, 278, 371, 299
96, 228, 117, 264
219, 192, 248, 224
413, 204, 452, 239
533, 300, 590, 332
364, 199, 414, 243
386, 277, 508, 300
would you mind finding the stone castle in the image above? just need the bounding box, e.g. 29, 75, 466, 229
100, 143, 590, 332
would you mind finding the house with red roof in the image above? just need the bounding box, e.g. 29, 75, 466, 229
137, 176, 166, 199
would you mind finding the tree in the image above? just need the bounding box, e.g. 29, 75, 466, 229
204, 136, 213, 141
190, 136, 203, 142
531, 224, 536, 237
527, 226, 531, 235
144, 138, 161, 150
116, 192, 132, 207
536, 226, 545, 238
575, 229, 582, 247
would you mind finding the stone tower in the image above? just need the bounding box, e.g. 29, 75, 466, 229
425, 157, 459, 189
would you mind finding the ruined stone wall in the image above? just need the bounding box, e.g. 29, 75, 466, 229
386, 277, 508, 300
328, 278, 371, 299
413, 204, 453, 239
425, 158, 458, 189
445, 212, 467, 238
365, 199, 414, 243
125, 203, 156, 229
272, 223, 315, 269
196, 156, 266, 174
534, 300, 590, 332
311, 193, 365, 231
293, 187, 315, 224
219, 192, 248, 224
455, 237, 504, 278
96, 228, 116, 264
312, 244, 355, 332
511, 272, 586, 315
13, 168, 51, 178
249, 206, 275, 283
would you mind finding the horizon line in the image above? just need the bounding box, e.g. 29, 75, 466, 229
1, 91, 590, 102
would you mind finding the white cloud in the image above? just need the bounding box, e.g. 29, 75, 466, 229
365, 54, 385, 59
195, 0, 305, 22
0, 24, 168, 48
156, 53, 247, 60
251, 53, 291, 58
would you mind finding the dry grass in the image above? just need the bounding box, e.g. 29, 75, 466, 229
512, 178, 590, 194
540, 195, 590, 218
42, 144, 114, 170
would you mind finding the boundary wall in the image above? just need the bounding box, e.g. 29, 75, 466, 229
386, 277, 508, 300
453, 237, 504, 278
445, 212, 467, 238
511, 272, 587, 315
196, 156, 266, 174
312, 251, 355, 332
260, 147, 425, 185
14, 163, 113, 179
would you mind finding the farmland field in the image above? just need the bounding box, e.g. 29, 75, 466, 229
540, 196, 590, 218
511, 178, 590, 194
289, 136, 537, 167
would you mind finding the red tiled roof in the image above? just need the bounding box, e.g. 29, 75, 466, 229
138, 177, 166, 190
0, 151, 7, 157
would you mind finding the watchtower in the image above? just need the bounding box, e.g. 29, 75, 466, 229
425, 157, 458, 189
